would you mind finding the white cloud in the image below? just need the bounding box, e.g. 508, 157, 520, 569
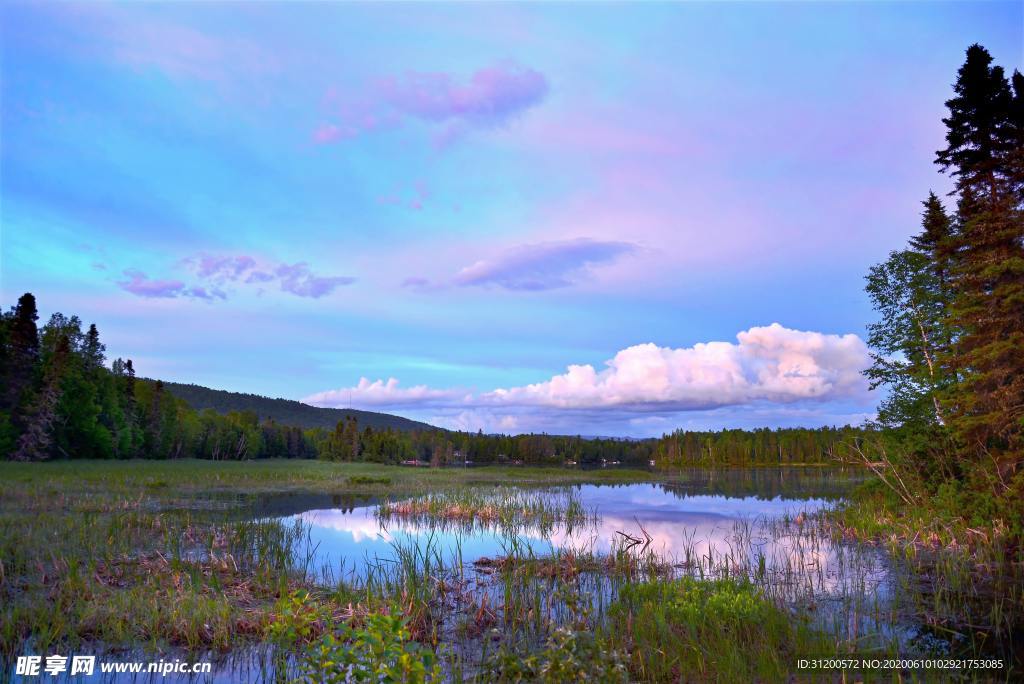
483, 323, 869, 410
304, 377, 469, 410
303, 324, 872, 434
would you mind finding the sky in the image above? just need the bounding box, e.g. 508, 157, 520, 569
2, 2, 1021, 437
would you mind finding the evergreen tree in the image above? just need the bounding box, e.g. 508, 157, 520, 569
937, 45, 1024, 462
936, 44, 1015, 203
11, 334, 70, 461
4, 293, 40, 417
83, 323, 105, 371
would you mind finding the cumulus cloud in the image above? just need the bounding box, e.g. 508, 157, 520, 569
482, 324, 870, 409
304, 325, 873, 434
453, 238, 637, 291
304, 378, 469, 410
314, 62, 547, 147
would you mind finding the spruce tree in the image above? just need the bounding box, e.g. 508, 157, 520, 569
937, 45, 1024, 465
12, 334, 70, 461
936, 44, 1015, 203
5, 293, 40, 414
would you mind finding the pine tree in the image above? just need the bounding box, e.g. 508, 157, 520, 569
12, 334, 70, 461
4, 293, 40, 414
83, 323, 105, 371
936, 45, 1024, 461
936, 44, 1015, 203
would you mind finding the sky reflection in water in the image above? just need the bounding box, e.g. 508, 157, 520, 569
285, 482, 853, 585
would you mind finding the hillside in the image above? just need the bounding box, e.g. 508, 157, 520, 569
160, 381, 437, 432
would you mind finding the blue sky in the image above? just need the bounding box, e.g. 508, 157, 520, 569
2, 1, 1021, 435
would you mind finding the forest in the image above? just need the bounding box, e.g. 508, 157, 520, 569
0, 300, 865, 466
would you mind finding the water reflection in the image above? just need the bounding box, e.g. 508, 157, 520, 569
282, 472, 872, 595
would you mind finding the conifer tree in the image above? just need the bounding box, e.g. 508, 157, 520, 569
12, 334, 70, 461
937, 45, 1024, 461
4, 293, 40, 414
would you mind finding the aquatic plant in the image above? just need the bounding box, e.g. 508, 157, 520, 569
604, 577, 824, 682
272, 590, 441, 683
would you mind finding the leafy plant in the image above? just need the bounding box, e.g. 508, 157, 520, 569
486, 627, 627, 683
298, 614, 440, 684
273, 592, 440, 683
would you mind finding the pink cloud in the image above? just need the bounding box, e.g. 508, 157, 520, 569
382, 63, 548, 125
185, 286, 227, 301
121, 254, 355, 301
312, 123, 348, 144
275, 262, 355, 298
452, 238, 637, 291
314, 62, 547, 146
194, 254, 258, 281
117, 270, 185, 299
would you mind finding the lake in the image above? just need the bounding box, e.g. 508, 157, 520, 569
271, 467, 905, 659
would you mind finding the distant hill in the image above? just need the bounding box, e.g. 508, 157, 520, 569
160, 381, 437, 432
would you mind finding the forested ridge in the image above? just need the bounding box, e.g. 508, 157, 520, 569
160, 381, 433, 432
0, 300, 867, 465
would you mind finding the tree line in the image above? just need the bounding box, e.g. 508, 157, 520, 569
863, 44, 1023, 527
653, 426, 873, 467
0, 303, 868, 468
0, 295, 318, 462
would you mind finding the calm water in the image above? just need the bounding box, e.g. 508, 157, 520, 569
280, 468, 881, 595
12, 468, 910, 683
291, 484, 825, 568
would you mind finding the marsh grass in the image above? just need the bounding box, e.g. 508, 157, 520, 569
1, 460, 1021, 681
603, 576, 826, 682
376, 486, 597, 535
825, 485, 1024, 661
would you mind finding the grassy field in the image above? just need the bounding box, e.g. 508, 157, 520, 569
0, 459, 651, 503
1, 459, 1020, 682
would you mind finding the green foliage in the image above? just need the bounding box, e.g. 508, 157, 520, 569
347, 475, 393, 485
604, 577, 820, 682
269, 590, 330, 645
272, 591, 440, 684
486, 627, 627, 683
